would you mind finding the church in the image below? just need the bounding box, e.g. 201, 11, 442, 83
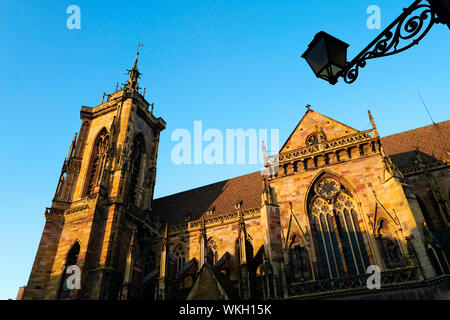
21, 54, 450, 300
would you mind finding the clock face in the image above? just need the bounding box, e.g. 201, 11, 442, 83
315, 178, 340, 199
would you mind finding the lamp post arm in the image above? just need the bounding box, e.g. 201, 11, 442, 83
339, 0, 438, 84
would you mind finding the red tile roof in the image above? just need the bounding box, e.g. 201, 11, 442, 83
152, 171, 263, 225
380, 120, 450, 170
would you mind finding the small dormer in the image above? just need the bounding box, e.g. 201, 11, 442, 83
235, 201, 243, 209
206, 206, 215, 216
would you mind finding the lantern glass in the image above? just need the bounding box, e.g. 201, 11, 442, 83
302, 31, 349, 85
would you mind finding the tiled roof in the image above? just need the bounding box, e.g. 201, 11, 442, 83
152, 171, 263, 225
380, 120, 450, 170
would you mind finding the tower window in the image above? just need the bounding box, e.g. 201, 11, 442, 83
127, 134, 145, 205
57, 242, 80, 299
84, 128, 109, 196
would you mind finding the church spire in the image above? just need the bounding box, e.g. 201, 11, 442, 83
125, 43, 143, 91
368, 109, 379, 136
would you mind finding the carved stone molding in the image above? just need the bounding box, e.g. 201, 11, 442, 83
167, 208, 261, 236
265, 129, 379, 172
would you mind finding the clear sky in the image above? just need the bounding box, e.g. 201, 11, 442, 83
0, 0, 448, 299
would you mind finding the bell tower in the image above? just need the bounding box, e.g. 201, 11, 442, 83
23, 50, 166, 300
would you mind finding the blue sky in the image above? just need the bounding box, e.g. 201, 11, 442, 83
0, 0, 448, 299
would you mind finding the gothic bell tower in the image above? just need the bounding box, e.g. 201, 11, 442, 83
23, 50, 166, 300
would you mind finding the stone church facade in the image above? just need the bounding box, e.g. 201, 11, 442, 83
22, 56, 449, 300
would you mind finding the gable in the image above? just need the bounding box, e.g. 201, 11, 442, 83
186, 264, 231, 300
280, 109, 359, 154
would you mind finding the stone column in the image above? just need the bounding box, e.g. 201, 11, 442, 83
260, 181, 284, 298
157, 225, 170, 300
237, 214, 251, 300
316, 154, 326, 167
350, 146, 360, 159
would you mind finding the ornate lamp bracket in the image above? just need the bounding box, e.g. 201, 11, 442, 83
340, 0, 438, 84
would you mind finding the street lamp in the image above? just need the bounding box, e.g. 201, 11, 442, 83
301, 32, 349, 85
301, 0, 449, 85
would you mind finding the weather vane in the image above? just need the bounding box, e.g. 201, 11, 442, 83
137, 42, 144, 56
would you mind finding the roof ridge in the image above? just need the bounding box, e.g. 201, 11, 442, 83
279, 108, 359, 152
381, 120, 449, 139
154, 170, 261, 201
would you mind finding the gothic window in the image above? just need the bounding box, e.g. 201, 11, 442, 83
315, 178, 340, 199
84, 128, 109, 195
174, 246, 186, 273
208, 239, 219, 265
428, 189, 450, 226
376, 219, 406, 269
128, 134, 145, 205
306, 132, 325, 146
334, 192, 370, 274
309, 176, 370, 279
426, 245, 450, 275
57, 242, 80, 299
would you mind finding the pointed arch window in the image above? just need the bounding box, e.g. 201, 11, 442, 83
306, 132, 326, 146
84, 128, 109, 195
334, 192, 370, 274
208, 239, 219, 265
309, 177, 370, 279
426, 244, 450, 275
128, 134, 145, 204
416, 196, 435, 230
174, 246, 186, 273
57, 242, 80, 299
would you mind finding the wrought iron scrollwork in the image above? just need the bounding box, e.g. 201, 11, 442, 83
341, 0, 438, 84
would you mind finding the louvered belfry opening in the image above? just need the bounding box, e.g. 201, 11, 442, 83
127, 134, 145, 204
